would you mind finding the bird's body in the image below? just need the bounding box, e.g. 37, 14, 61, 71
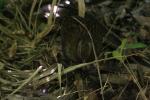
61, 13, 107, 62
39, 2, 107, 62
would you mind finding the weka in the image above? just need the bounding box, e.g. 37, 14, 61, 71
39, 3, 107, 62
60, 13, 107, 62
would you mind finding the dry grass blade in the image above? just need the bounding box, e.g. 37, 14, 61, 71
73, 17, 104, 100
33, 56, 124, 86
57, 63, 62, 88
28, 0, 38, 28
0, 62, 4, 70
77, 0, 85, 18
0, 24, 14, 38
7, 66, 43, 97
122, 62, 148, 100
32, 0, 43, 34
31, 0, 58, 47
8, 41, 17, 58
15, 7, 31, 33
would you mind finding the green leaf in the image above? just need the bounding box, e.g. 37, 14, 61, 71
125, 43, 147, 49
112, 50, 123, 61
112, 38, 127, 61
119, 39, 127, 49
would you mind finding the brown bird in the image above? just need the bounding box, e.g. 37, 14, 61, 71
61, 13, 107, 62
39, 3, 107, 62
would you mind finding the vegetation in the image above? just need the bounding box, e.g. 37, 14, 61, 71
0, 0, 150, 100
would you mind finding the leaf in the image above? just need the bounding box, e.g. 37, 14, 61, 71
112, 39, 127, 61
112, 50, 123, 61
77, 0, 85, 18
119, 39, 127, 49
125, 43, 147, 49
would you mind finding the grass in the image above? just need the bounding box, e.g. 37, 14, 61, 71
0, 0, 150, 100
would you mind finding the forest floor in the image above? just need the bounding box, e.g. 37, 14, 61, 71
0, 0, 150, 100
